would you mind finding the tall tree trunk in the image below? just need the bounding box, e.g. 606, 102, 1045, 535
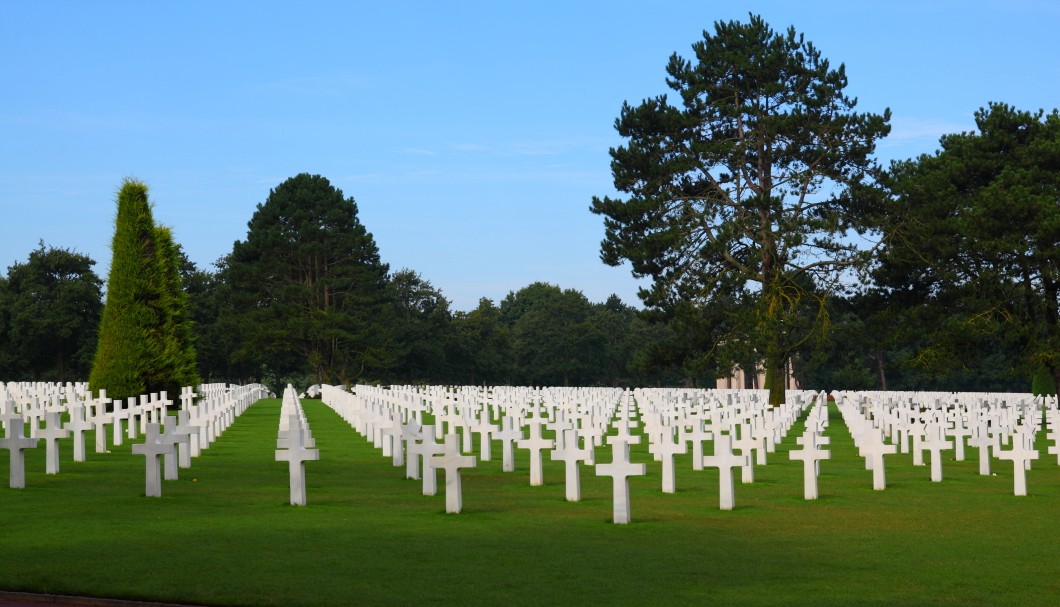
764, 357, 786, 407
875, 351, 888, 391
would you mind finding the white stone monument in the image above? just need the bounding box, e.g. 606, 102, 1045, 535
0, 417, 39, 488
38, 410, 69, 475
789, 431, 830, 500
551, 428, 591, 501
429, 433, 477, 513
595, 437, 646, 524
131, 423, 171, 497
275, 414, 320, 506
701, 433, 748, 510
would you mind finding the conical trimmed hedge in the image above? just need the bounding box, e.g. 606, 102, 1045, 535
89, 178, 199, 401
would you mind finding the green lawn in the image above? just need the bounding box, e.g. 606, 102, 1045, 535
1, 398, 1058, 606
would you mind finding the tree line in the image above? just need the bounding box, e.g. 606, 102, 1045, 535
0, 14, 1054, 397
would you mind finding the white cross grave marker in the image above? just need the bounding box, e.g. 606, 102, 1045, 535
495, 416, 523, 473
789, 431, 830, 500
702, 433, 749, 510
429, 433, 477, 513
38, 411, 69, 475
651, 426, 687, 494
517, 418, 554, 486
275, 414, 320, 506
996, 440, 1039, 497
173, 410, 199, 469
551, 428, 591, 501
595, 437, 646, 524
0, 417, 39, 488
65, 403, 93, 463
922, 425, 953, 483
402, 418, 424, 480
161, 415, 191, 481
861, 428, 897, 490
131, 423, 171, 497
420, 426, 447, 496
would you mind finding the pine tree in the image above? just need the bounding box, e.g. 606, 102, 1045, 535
223, 173, 392, 384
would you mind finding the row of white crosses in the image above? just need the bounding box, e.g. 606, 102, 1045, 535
321, 384, 480, 513
275, 385, 319, 506
0, 381, 266, 494
131, 384, 266, 497
834, 390, 1055, 496
788, 394, 831, 499
0, 385, 164, 486
637, 389, 811, 510
321, 385, 821, 522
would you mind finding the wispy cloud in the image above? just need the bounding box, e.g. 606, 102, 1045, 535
0, 109, 153, 132
405, 136, 609, 159
884, 116, 975, 144
263, 70, 373, 96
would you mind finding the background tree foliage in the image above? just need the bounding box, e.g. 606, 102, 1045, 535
501, 282, 604, 386
591, 14, 891, 405
222, 173, 392, 385
0, 243, 102, 382
386, 269, 455, 384
449, 298, 514, 386
877, 103, 1060, 393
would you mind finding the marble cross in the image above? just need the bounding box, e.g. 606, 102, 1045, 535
38, 410, 69, 475
996, 439, 1039, 497
429, 433, 477, 513
420, 426, 447, 496
921, 424, 953, 483
495, 416, 523, 473
275, 414, 320, 506
651, 426, 687, 494
173, 410, 199, 468
65, 403, 93, 463
595, 437, 646, 524
702, 433, 748, 510
861, 428, 897, 490
160, 416, 191, 481
401, 418, 424, 480
550, 428, 591, 501
131, 423, 172, 497
789, 431, 830, 499
0, 416, 39, 488
517, 418, 554, 486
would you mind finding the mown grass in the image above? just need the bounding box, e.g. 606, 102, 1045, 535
1, 398, 1058, 606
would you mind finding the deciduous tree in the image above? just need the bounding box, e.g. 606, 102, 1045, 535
0, 243, 102, 381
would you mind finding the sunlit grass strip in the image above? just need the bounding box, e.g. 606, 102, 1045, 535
0, 398, 1057, 606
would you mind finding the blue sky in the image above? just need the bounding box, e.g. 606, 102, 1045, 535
2, 1, 1057, 311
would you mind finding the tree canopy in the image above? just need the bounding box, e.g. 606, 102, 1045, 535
0, 243, 102, 382
591, 14, 891, 404
222, 173, 392, 385
877, 103, 1060, 392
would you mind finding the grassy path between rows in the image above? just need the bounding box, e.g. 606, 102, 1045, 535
1, 398, 1058, 606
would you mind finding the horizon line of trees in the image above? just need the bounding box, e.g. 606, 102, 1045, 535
0, 171, 1049, 395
